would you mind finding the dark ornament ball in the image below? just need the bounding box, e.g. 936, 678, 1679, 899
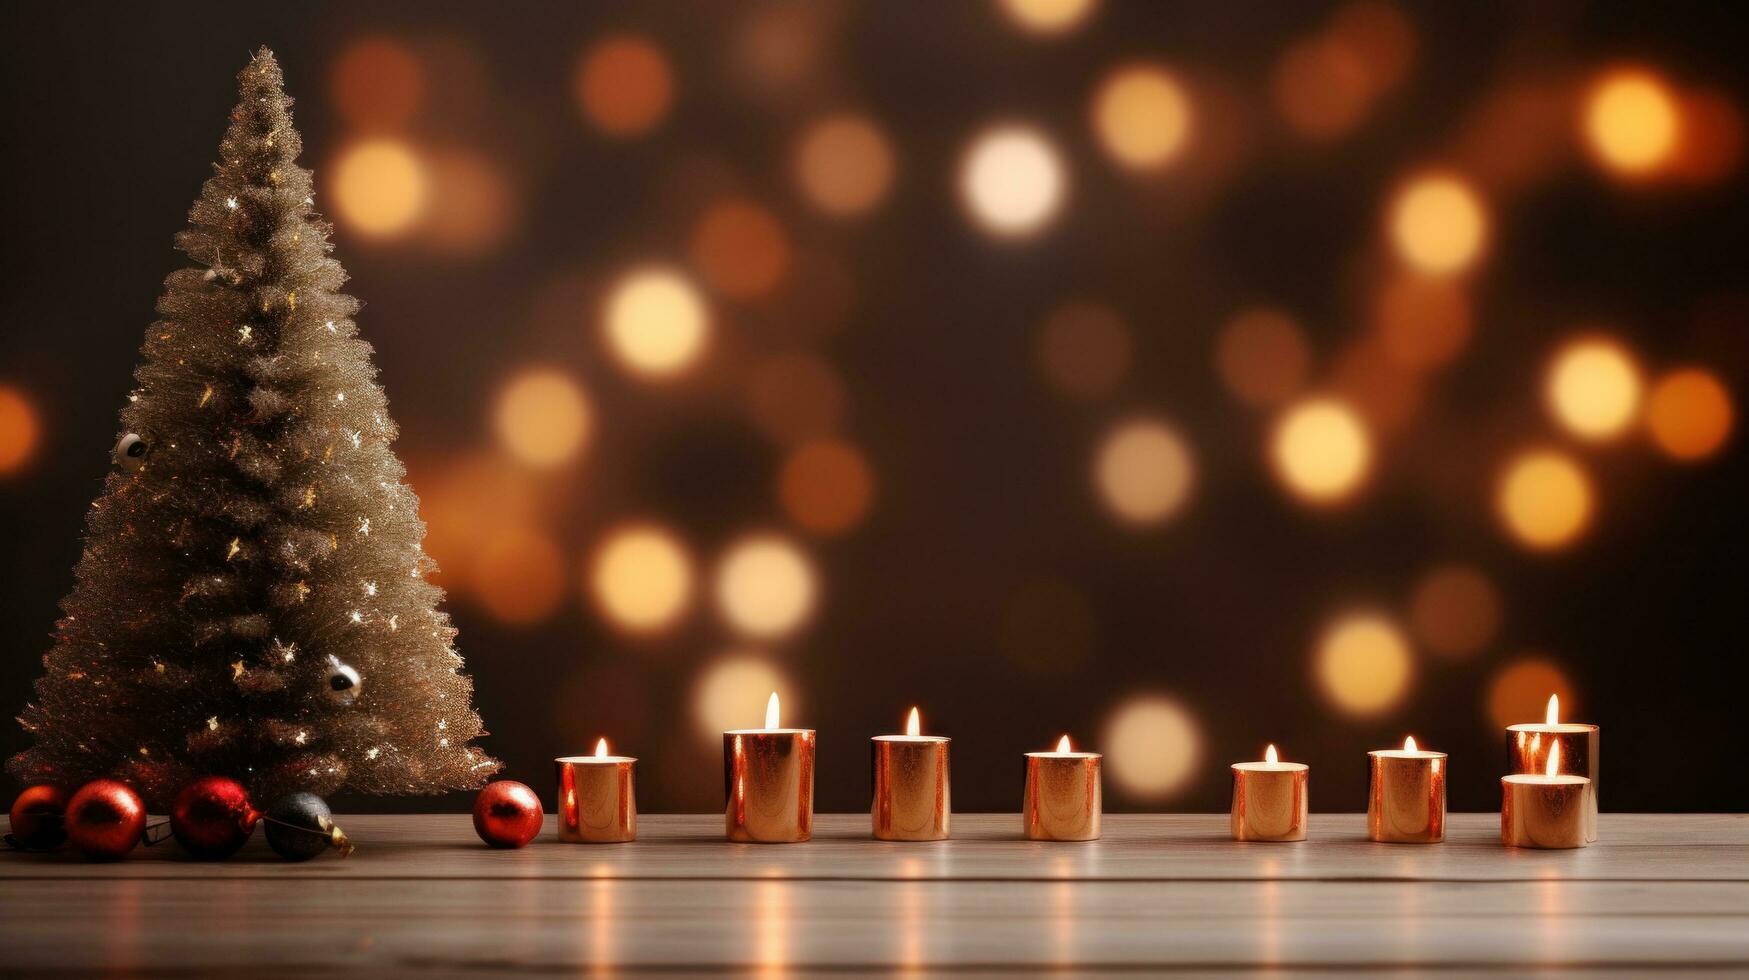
324, 655, 362, 705
472, 780, 543, 848
65, 779, 147, 861
114, 432, 149, 472
263, 792, 351, 861
170, 776, 259, 860
7, 784, 71, 850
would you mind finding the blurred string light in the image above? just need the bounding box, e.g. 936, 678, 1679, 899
1315, 612, 1413, 716
1272, 1, 1416, 140
1374, 276, 1472, 370
1646, 367, 1734, 461
1487, 658, 1575, 729
746, 353, 847, 446
1102, 695, 1201, 799
1093, 417, 1196, 526
1496, 449, 1593, 550
576, 34, 675, 137
1269, 397, 1371, 504
1215, 307, 1311, 408
959, 125, 1067, 239
331, 37, 425, 129
1545, 336, 1643, 442
693, 653, 795, 742
1408, 564, 1501, 659
794, 115, 895, 217
999, 578, 1096, 675
1387, 173, 1487, 275
997, 0, 1098, 36
589, 523, 694, 634
1582, 67, 1681, 178
332, 139, 428, 237
1036, 303, 1133, 400
493, 368, 592, 469
472, 527, 565, 625
691, 199, 791, 299
715, 534, 817, 638
0, 385, 40, 475
1091, 65, 1193, 171
778, 439, 875, 536
603, 267, 710, 379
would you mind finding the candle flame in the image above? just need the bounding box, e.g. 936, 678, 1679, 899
594, 737, 609, 759
1265, 743, 1278, 764
765, 691, 780, 729
1546, 693, 1559, 726
1403, 735, 1417, 752
907, 706, 921, 737
1546, 739, 1561, 778
1056, 734, 1072, 753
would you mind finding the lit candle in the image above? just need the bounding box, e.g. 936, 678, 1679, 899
872, 706, 951, 841
1023, 734, 1101, 841
1501, 740, 1593, 848
1231, 744, 1308, 842
555, 737, 637, 843
1367, 735, 1446, 844
1506, 694, 1599, 841
724, 692, 816, 843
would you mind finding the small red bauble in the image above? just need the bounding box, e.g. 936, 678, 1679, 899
472, 780, 543, 848
171, 776, 260, 860
65, 780, 147, 861
8, 784, 71, 850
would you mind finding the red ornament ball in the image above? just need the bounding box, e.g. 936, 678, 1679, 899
171, 776, 260, 860
8, 784, 71, 850
472, 780, 543, 848
65, 780, 147, 861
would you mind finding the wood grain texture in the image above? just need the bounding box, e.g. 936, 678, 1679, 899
3, 813, 1745, 973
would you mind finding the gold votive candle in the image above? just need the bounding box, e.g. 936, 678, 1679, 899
1231, 744, 1308, 842
1367, 735, 1446, 844
724, 692, 815, 843
1506, 693, 1599, 842
555, 739, 637, 843
872, 707, 950, 841
1022, 735, 1101, 841
1502, 742, 1592, 849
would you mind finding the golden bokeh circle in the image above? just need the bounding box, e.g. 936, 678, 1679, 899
1092, 65, 1193, 170
333, 139, 427, 237
794, 115, 895, 217
778, 439, 876, 536
1269, 398, 1372, 504
1496, 450, 1593, 550
1545, 337, 1643, 441
1315, 612, 1414, 716
1646, 368, 1734, 461
577, 35, 675, 137
1094, 418, 1196, 526
589, 524, 694, 634
603, 267, 710, 378
1388, 173, 1487, 275
715, 535, 818, 638
493, 368, 592, 469
1102, 695, 1202, 799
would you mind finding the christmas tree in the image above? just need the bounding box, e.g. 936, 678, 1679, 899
9, 48, 499, 809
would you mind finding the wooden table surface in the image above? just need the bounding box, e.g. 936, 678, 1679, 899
3, 813, 1746, 975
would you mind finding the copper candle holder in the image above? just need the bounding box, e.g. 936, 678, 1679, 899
1022, 735, 1101, 841
556, 740, 637, 843
724, 693, 815, 843
872, 707, 950, 841
1506, 694, 1598, 842
1231, 744, 1308, 842
1502, 742, 1592, 848
1367, 736, 1446, 844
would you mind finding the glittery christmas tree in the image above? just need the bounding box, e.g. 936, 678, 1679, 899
8, 48, 499, 808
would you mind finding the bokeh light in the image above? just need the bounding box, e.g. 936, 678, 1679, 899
1094, 418, 1196, 526
747, 354, 848, 446
1374, 276, 1472, 370
1269, 398, 1371, 504
1273, 35, 1370, 139
1646, 368, 1734, 461
1546, 336, 1643, 441
1329, 1, 1417, 93
778, 439, 875, 536
715, 535, 817, 638
0, 385, 40, 475
332, 139, 427, 237
603, 267, 709, 378
1315, 612, 1413, 716
1388, 173, 1487, 275
1102, 695, 1201, 799
576, 35, 675, 137
414, 453, 543, 590
493, 368, 592, 469
420, 150, 515, 255
472, 527, 565, 625
959, 125, 1067, 239
691, 199, 792, 300
997, 0, 1098, 36
1408, 564, 1502, 659
999, 578, 1096, 675
1487, 658, 1575, 729
1670, 87, 1744, 184
693, 654, 796, 742
1215, 308, 1311, 408
331, 37, 425, 129
589, 523, 694, 634
1036, 303, 1133, 399
1583, 68, 1681, 178
1497, 450, 1593, 550
794, 115, 895, 217
1092, 65, 1193, 171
